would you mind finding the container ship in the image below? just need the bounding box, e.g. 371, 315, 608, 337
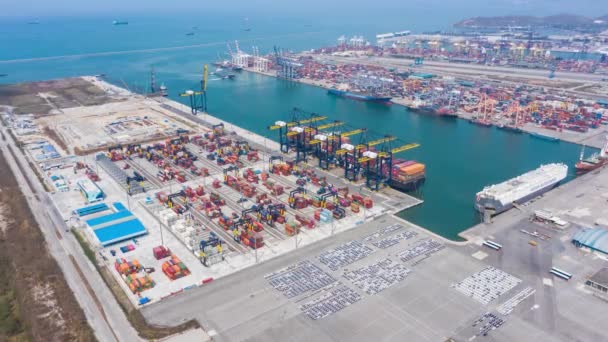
469, 118, 492, 127
529, 132, 559, 142
328, 89, 392, 103
575, 138, 608, 174
406, 101, 457, 118
436, 106, 458, 118
496, 124, 523, 133
384, 160, 426, 192
475, 163, 568, 216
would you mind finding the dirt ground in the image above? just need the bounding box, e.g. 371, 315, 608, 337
0, 150, 96, 342
0, 78, 124, 115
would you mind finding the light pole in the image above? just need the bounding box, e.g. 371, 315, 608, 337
126, 185, 131, 211
253, 234, 259, 263
158, 205, 164, 246
294, 228, 300, 249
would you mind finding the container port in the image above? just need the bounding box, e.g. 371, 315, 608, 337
2, 67, 608, 341
3, 7, 608, 341
226, 34, 608, 149
0, 76, 423, 308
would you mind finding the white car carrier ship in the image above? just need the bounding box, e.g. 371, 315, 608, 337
475, 163, 568, 215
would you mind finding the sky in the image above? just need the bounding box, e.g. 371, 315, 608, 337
1, 0, 607, 18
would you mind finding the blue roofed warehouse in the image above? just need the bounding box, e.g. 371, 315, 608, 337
572, 228, 608, 254
85, 204, 147, 246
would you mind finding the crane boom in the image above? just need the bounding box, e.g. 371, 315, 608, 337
328, 128, 363, 140
377, 143, 420, 158
305, 121, 343, 133
316, 121, 344, 131
356, 136, 396, 150
335, 149, 349, 155
268, 116, 328, 130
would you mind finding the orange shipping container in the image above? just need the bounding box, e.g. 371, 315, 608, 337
400, 163, 425, 175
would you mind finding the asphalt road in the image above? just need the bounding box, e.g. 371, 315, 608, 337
0, 124, 142, 342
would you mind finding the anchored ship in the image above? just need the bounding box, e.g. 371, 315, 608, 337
475, 163, 568, 215
112, 20, 129, 25
328, 89, 392, 103
575, 137, 608, 174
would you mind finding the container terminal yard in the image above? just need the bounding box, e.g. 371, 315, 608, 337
2, 73, 608, 341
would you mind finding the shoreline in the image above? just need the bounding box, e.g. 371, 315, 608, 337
242, 67, 608, 149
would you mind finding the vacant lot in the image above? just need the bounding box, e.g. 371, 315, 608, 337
0, 150, 96, 341
0, 78, 122, 115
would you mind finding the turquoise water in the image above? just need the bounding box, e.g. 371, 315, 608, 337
0, 14, 585, 240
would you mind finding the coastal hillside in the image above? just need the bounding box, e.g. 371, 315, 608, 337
454, 13, 608, 28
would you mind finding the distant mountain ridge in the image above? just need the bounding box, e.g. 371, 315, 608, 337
455, 14, 608, 28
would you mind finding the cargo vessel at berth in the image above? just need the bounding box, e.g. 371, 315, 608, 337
384, 160, 426, 192
406, 102, 457, 118
328, 89, 392, 103
529, 132, 559, 142
469, 118, 492, 127
575, 138, 608, 174
475, 163, 568, 215
496, 124, 523, 133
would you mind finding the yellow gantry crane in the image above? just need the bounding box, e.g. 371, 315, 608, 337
308, 121, 345, 144
329, 128, 365, 140
267, 116, 327, 130
356, 135, 397, 150
359, 143, 420, 163
269, 114, 329, 154
180, 65, 208, 114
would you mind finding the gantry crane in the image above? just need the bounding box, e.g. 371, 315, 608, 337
313, 128, 365, 170
342, 135, 397, 181
358, 143, 420, 191
268, 109, 327, 153
180, 65, 208, 114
